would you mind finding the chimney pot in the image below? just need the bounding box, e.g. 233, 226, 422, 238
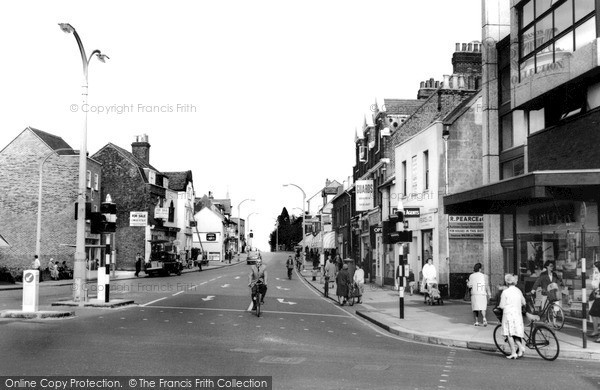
435, 81, 440, 88
420, 81, 425, 88
443, 75, 451, 89
462, 43, 467, 51
468, 43, 473, 51
458, 75, 465, 89
455, 43, 460, 51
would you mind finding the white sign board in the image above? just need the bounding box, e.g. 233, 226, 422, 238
130, 211, 148, 227
355, 180, 374, 211
155, 207, 169, 219
22, 270, 39, 312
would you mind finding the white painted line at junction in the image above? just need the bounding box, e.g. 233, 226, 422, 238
141, 297, 167, 307
172, 291, 185, 296
146, 305, 352, 318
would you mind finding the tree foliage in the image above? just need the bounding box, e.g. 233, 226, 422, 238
269, 207, 303, 251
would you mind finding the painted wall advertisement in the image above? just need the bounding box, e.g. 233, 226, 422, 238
448, 215, 484, 239
355, 180, 374, 211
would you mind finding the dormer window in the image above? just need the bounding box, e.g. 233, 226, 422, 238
359, 146, 367, 162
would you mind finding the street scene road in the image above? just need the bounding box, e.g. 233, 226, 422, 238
1, 252, 599, 390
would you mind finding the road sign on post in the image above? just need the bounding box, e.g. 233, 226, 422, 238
22, 270, 39, 312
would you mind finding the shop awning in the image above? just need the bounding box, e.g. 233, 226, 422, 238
323, 231, 336, 249
300, 234, 313, 248
310, 232, 323, 248
444, 170, 600, 215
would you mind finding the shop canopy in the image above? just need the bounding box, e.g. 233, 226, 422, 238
322, 231, 336, 249
443, 170, 600, 215
300, 234, 313, 248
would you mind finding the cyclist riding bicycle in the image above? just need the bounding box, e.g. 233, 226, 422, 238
248, 257, 268, 311
286, 255, 294, 279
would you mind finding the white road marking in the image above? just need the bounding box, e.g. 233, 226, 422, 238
276, 298, 296, 305
172, 291, 185, 296
234, 276, 241, 280
142, 297, 167, 306
221, 284, 230, 288
146, 305, 351, 318
276, 286, 290, 291
201, 296, 215, 301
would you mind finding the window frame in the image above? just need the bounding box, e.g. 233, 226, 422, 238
517, 0, 597, 82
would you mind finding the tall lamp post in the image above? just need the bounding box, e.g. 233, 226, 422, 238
36, 148, 76, 258
283, 183, 306, 253
59, 23, 109, 303
237, 198, 254, 255
442, 126, 451, 297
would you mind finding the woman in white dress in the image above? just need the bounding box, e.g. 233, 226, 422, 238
467, 263, 491, 326
499, 274, 526, 359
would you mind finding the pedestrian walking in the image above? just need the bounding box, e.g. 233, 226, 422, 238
324, 256, 336, 298
421, 257, 437, 293
336, 263, 351, 305
588, 261, 600, 342
32, 255, 42, 281
499, 274, 526, 359
334, 254, 343, 272
467, 262, 491, 326
353, 263, 364, 304
49, 259, 59, 280
135, 252, 142, 277
286, 255, 294, 280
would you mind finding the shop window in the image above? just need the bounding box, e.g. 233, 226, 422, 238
501, 214, 514, 241
423, 150, 429, 191
86, 170, 91, 188
401, 161, 407, 196
168, 201, 175, 223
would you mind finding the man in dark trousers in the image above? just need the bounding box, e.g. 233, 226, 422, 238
135, 253, 142, 277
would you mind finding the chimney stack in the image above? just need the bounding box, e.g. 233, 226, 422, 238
131, 134, 150, 164
452, 41, 482, 75
417, 77, 442, 99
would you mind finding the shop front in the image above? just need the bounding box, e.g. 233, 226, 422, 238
444, 171, 600, 318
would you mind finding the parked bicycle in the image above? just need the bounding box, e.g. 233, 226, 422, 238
493, 295, 560, 361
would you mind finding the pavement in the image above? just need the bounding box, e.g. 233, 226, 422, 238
297, 267, 600, 361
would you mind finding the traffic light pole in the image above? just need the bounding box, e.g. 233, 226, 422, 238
399, 254, 405, 319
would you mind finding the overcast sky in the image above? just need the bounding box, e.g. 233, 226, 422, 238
0, 0, 481, 250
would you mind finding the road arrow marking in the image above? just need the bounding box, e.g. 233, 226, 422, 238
221, 284, 230, 288
201, 296, 215, 301
276, 286, 290, 291
277, 298, 297, 305
234, 276, 241, 280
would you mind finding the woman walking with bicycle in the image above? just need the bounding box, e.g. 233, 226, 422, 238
499, 274, 526, 359
531, 261, 563, 308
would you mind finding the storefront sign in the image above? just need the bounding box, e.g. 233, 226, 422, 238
528, 204, 575, 226
130, 211, 148, 227
206, 233, 217, 241
404, 207, 420, 218
418, 214, 435, 230
154, 207, 169, 219
449, 215, 483, 239
355, 180, 374, 211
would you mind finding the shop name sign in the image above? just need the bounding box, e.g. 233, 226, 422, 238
130, 211, 148, 227
449, 215, 483, 239
404, 208, 420, 218
355, 180, 374, 211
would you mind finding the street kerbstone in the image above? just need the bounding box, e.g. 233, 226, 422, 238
0, 310, 74, 319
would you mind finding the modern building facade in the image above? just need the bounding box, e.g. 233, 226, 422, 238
445, 0, 600, 316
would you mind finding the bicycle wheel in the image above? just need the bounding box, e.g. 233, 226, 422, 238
493, 324, 511, 356
532, 325, 559, 361
255, 292, 261, 317
546, 304, 564, 330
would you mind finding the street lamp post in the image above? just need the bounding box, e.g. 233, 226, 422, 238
36, 148, 77, 258
237, 198, 254, 255
283, 183, 306, 253
59, 23, 109, 304
442, 126, 451, 297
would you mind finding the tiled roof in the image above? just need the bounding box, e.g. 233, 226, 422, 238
383, 99, 424, 116
29, 127, 77, 155
105, 143, 160, 171
164, 171, 192, 191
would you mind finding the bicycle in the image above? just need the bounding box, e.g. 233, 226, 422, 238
250, 279, 265, 317
492, 302, 560, 361
536, 295, 565, 330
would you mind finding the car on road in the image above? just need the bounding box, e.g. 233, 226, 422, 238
246, 251, 261, 265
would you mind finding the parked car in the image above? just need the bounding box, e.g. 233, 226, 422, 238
247, 251, 261, 265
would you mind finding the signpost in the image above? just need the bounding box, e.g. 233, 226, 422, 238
22, 270, 39, 312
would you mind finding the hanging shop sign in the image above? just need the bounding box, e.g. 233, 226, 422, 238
355, 180, 374, 211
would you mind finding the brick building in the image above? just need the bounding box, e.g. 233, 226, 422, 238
92, 134, 179, 270
164, 170, 196, 260
0, 127, 102, 274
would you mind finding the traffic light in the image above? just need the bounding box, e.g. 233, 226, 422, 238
101, 201, 117, 233
383, 211, 411, 244
249, 231, 254, 238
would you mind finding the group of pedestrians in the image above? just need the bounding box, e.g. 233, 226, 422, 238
30, 255, 72, 281
321, 255, 364, 305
